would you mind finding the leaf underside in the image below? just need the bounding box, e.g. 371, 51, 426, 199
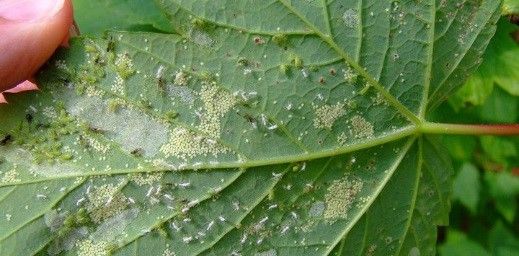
0, 1, 501, 255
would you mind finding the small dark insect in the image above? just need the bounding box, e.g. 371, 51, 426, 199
244, 114, 258, 126
131, 148, 145, 157
88, 126, 105, 134
0, 134, 12, 146
156, 78, 167, 94
253, 36, 265, 45
25, 113, 33, 123
106, 37, 116, 52
329, 68, 337, 76
319, 76, 326, 84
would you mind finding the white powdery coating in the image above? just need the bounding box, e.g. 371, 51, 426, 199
308, 201, 325, 217
90, 208, 139, 242
350, 115, 374, 139
67, 95, 168, 157
77, 239, 109, 256
313, 103, 345, 130
190, 29, 214, 47
168, 85, 195, 104
324, 177, 363, 219
342, 9, 359, 28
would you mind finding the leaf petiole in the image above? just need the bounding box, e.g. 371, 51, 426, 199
420, 122, 519, 136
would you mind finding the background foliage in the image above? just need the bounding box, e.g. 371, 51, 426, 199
431, 12, 519, 256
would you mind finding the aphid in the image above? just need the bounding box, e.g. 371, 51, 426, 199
164, 111, 179, 122
272, 34, 288, 47
25, 113, 33, 123
292, 56, 303, 68
253, 36, 265, 45
0, 134, 12, 146
131, 148, 145, 157
191, 18, 207, 29
319, 76, 326, 84
87, 126, 105, 134
329, 68, 337, 76
237, 58, 249, 67
106, 36, 116, 52
218, 215, 226, 222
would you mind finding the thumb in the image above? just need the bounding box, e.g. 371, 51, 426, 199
0, 0, 73, 92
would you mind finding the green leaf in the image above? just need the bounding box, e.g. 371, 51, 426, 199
450, 19, 519, 109
485, 172, 519, 222
439, 230, 491, 256
489, 222, 519, 256
0, 1, 501, 255
503, 0, 519, 15
479, 87, 519, 123
72, 0, 173, 35
480, 136, 518, 163
452, 163, 480, 214
442, 136, 477, 161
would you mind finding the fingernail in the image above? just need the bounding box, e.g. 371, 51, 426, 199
0, 0, 64, 22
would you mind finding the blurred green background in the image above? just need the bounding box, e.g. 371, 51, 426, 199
431, 14, 519, 256
71, 0, 519, 254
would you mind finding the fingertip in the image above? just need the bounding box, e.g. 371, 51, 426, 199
0, 0, 73, 92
